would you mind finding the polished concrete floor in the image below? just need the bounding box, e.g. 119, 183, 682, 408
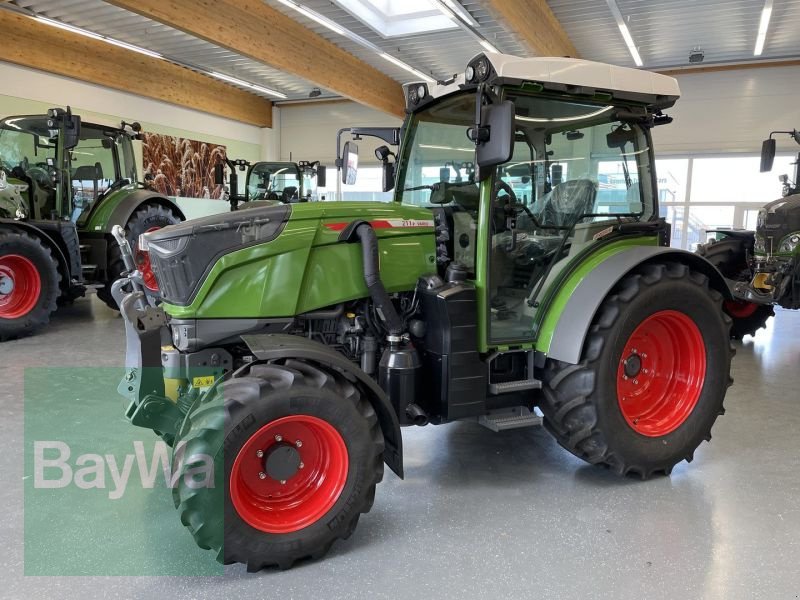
2, 295, 799, 599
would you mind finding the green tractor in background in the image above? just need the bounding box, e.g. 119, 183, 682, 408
696, 129, 800, 338
216, 156, 327, 210
114, 53, 735, 571
0, 107, 184, 340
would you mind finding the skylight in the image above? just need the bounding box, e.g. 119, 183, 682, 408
332, 0, 458, 38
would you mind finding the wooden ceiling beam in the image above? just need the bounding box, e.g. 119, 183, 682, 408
0, 10, 272, 127
105, 0, 406, 118
482, 0, 578, 58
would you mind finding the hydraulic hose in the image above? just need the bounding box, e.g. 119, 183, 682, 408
354, 223, 404, 336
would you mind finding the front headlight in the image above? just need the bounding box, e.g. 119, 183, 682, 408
779, 233, 800, 254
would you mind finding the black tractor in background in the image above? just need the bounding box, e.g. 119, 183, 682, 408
697, 130, 800, 338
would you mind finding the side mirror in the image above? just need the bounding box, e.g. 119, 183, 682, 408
63, 115, 81, 150
474, 100, 514, 180
381, 161, 396, 193
760, 138, 776, 173
341, 141, 359, 185
316, 165, 327, 188
214, 162, 225, 186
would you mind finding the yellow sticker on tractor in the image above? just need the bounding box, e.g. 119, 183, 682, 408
193, 375, 216, 388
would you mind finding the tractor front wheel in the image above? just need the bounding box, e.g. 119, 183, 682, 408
0, 231, 60, 341
172, 359, 384, 571
97, 204, 180, 309
540, 261, 733, 478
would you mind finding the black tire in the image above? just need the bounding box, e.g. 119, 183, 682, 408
540, 261, 734, 478
696, 237, 774, 338
96, 203, 181, 309
172, 359, 384, 571
0, 231, 61, 341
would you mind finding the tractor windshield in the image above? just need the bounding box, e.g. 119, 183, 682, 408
247, 163, 302, 202
0, 116, 58, 218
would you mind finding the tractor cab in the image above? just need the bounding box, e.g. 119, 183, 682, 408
354, 53, 677, 348
217, 159, 326, 209
0, 108, 139, 223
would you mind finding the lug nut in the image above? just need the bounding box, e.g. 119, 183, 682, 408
633, 379, 639, 384
280, 479, 286, 485
623, 375, 629, 380
258, 472, 267, 480
295, 440, 303, 448
275, 434, 283, 442
256, 450, 264, 458
299, 462, 304, 469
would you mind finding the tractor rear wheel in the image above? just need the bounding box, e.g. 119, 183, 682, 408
540, 261, 733, 478
697, 237, 774, 338
172, 359, 384, 571
97, 204, 180, 309
0, 231, 60, 341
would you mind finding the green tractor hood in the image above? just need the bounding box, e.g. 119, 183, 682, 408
145, 201, 437, 319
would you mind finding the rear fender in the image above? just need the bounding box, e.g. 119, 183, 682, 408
241, 333, 404, 478
88, 189, 185, 233
541, 246, 732, 365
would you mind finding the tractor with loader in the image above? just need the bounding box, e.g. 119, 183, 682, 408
0, 107, 184, 340
696, 129, 800, 338
113, 52, 735, 571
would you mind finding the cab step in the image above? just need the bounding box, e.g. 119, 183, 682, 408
477, 406, 543, 432
488, 378, 542, 395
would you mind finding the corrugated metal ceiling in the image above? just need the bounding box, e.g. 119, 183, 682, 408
5, 0, 800, 105
548, 0, 800, 69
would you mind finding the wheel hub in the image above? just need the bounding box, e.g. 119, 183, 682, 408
616, 310, 707, 437
230, 415, 349, 534
0, 273, 13, 295
0, 254, 42, 319
263, 443, 302, 481
622, 353, 642, 378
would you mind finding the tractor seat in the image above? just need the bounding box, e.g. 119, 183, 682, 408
534, 179, 597, 228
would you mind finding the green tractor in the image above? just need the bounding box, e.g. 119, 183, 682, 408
216, 157, 327, 210
0, 107, 184, 340
114, 53, 735, 571
696, 129, 800, 338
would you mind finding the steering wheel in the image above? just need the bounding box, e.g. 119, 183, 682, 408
25, 166, 53, 188
494, 179, 542, 227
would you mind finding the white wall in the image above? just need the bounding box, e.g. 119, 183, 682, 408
278, 101, 402, 166
653, 65, 800, 154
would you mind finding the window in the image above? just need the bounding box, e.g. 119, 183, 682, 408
691, 156, 793, 203
332, 0, 458, 37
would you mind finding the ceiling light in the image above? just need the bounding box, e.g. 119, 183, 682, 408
103, 38, 163, 59
754, 0, 773, 56
209, 72, 288, 99
25, 10, 290, 100
34, 16, 104, 40
606, 0, 643, 67
436, 0, 479, 27
380, 53, 436, 83
274, 0, 346, 35
35, 15, 162, 59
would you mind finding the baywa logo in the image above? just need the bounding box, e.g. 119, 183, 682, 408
33, 440, 215, 500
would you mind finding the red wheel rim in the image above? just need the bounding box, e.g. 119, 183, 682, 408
134, 227, 160, 292
723, 300, 759, 319
230, 415, 349, 534
617, 310, 706, 437
0, 254, 42, 319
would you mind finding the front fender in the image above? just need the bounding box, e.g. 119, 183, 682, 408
539, 246, 732, 365
241, 333, 404, 479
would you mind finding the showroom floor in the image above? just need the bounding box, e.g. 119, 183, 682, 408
2, 296, 799, 599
